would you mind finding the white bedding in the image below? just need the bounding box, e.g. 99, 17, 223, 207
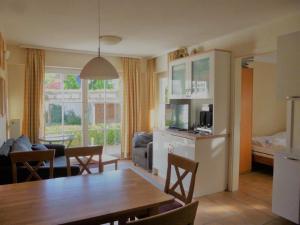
252, 131, 286, 148
252, 131, 287, 158
252, 145, 285, 158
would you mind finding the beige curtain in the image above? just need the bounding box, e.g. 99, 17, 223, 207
147, 58, 158, 129
0, 78, 6, 117
0, 32, 5, 70
121, 58, 159, 158
121, 58, 141, 158
168, 47, 189, 62
22, 49, 45, 143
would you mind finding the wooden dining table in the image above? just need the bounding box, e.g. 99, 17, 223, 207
0, 169, 174, 225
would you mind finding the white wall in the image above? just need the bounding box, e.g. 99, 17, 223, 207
252, 61, 286, 137
155, 13, 300, 73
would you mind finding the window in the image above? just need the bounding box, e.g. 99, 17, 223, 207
44, 69, 121, 156
87, 80, 121, 156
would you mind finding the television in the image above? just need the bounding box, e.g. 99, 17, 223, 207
165, 104, 189, 130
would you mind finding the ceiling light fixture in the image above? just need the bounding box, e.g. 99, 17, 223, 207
100, 35, 122, 45
80, 0, 119, 80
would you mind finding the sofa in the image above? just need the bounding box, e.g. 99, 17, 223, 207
132, 132, 153, 172
0, 136, 80, 184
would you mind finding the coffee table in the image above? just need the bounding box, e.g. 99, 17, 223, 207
39, 135, 74, 147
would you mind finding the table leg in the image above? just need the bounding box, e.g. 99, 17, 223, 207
99, 163, 104, 173
115, 161, 118, 170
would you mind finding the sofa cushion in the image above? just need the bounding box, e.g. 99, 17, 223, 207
0, 139, 14, 156
12, 135, 32, 152
17, 135, 32, 149
133, 132, 153, 147
12, 141, 31, 152
32, 144, 48, 151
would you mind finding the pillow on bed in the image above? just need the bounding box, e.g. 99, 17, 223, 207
252, 131, 287, 148
272, 132, 286, 147
252, 136, 272, 147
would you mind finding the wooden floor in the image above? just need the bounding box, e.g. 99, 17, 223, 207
102, 161, 296, 225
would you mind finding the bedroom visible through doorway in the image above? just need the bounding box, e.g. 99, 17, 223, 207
239, 52, 286, 175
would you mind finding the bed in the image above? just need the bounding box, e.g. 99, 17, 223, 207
252, 132, 287, 166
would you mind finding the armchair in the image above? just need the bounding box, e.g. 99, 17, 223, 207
132, 132, 153, 172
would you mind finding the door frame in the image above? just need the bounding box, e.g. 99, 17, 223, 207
228, 51, 276, 191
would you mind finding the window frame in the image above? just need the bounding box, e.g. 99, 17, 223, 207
44, 67, 122, 152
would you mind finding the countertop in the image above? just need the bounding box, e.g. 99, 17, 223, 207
154, 128, 229, 141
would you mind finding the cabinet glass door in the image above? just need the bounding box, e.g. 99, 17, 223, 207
191, 57, 210, 98
171, 63, 186, 96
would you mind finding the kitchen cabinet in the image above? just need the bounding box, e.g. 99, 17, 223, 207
169, 50, 229, 100
153, 129, 228, 197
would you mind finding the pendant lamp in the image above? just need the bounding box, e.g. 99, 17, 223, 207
80, 0, 119, 80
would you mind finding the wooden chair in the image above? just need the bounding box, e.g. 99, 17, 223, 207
64, 146, 103, 176
161, 153, 199, 212
126, 201, 199, 225
10, 149, 55, 183
133, 153, 199, 221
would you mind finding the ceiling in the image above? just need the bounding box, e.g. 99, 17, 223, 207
0, 0, 300, 57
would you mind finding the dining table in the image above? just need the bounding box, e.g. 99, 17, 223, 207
0, 169, 174, 225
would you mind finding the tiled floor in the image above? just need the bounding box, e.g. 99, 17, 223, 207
102, 160, 296, 225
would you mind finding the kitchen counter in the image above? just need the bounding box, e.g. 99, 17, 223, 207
154, 128, 229, 141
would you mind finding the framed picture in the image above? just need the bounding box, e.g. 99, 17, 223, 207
0, 77, 6, 117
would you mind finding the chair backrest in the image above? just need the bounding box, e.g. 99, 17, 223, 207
164, 153, 199, 204
126, 200, 199, 225
64, 146, 103, 176
10, 149, 55, 183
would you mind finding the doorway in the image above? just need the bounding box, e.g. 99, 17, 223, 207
239, 52, 287, 175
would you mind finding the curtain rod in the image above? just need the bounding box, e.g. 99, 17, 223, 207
19, 44, 143, 59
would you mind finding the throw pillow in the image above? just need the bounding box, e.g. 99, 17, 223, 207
31, 144, 48, 151
12, 141, 32, 152
0, 139, 15, 156
15, 135, 32, 150
133, 132, 153, 147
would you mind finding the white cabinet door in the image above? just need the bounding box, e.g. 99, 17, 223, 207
153, 131, 170, 178
169, 58, 189, 99
167, 135, 196, 191
170, 136, 195, 160
190, 53, 214, 99
272, 153, 300, 224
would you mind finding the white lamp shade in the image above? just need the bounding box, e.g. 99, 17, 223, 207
277, 31, 300, 99
80, 56, 119, 80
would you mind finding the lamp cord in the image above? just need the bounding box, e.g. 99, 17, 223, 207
98, 0, 101, 57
